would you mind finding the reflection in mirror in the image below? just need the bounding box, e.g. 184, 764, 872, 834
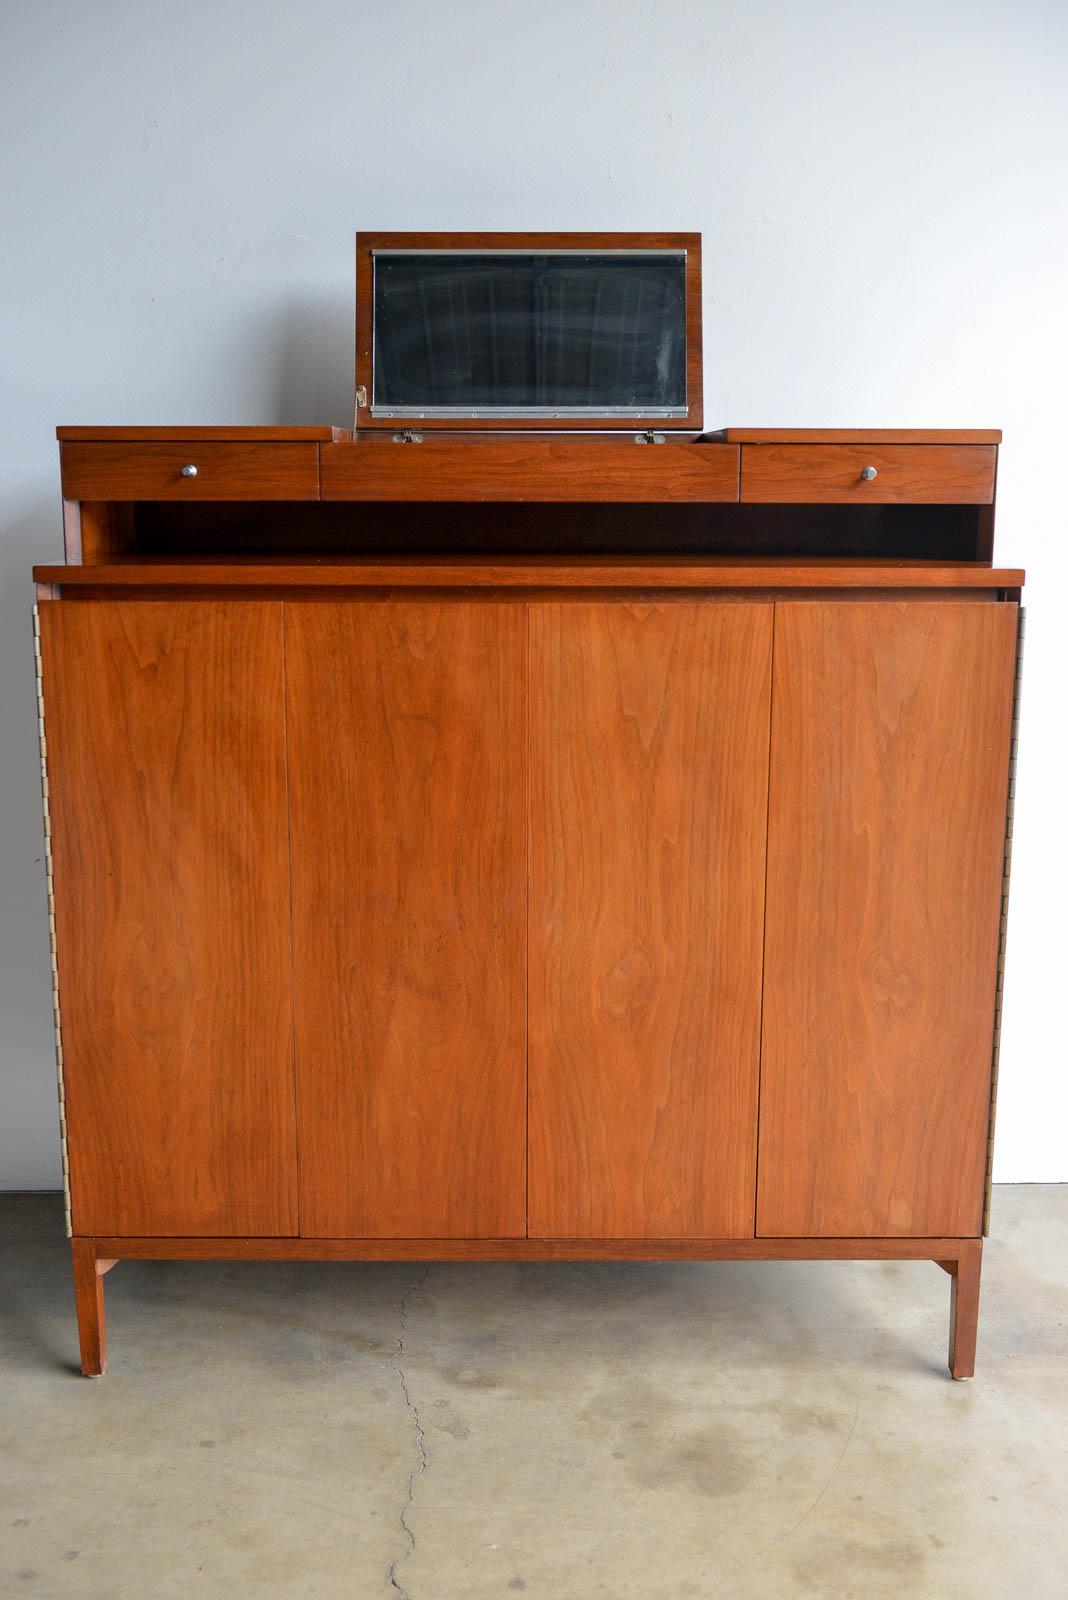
372, 252, 687, 416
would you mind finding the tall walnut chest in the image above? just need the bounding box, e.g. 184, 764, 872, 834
35, 235, 1020, 1377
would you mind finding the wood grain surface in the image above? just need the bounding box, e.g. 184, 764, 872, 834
528, 602, 773, 1238
726, 428, 1001, 444
39, 601, 297, 1236
740, 444, 996, 504
321, 440, 737, 501
285, 601, 527, 1238
949, 1238, 983, 1378
33, 557, 1026, 591
83, 1234, 975, 1262
757, 602, 1018, 1238
56, 426, 344, 441
71, 1240, 107, 1376
60, 441, 319, 500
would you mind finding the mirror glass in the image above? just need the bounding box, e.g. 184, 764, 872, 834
372, 251, 687, 416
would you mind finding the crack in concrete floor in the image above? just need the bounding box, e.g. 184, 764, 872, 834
386, 1265, 431, 1598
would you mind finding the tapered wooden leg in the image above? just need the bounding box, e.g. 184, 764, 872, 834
72, 1240, 106, 1377
948, 1239, 982, 1380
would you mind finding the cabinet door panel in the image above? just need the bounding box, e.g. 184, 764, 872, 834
528, 602, 773, 1238
286, 602, 526, 1238
40, 601, 296, 1236
758, 603, 1017, 1238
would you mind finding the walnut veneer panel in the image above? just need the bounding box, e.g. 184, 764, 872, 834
60, 441, 319, 500
320, 441, 739, 501
528, 602, 773, 1238
39, 601, 297, 1236
741, 444, 996, 503
285, 602, 527, 1238
757, 602, 1017, 1238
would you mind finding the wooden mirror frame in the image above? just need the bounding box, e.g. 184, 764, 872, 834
354, 231, 703, 432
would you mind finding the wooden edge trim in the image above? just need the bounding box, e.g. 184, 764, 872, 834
32, 606, 72, 1237
34, 588, 1019, 611
725, 428, 1003, 445
983, 606, 1025, 1235
62, 499, 82, 562
31, 564, 1027, 592
81, 1236, 978, 1263
55, 426, 345, 442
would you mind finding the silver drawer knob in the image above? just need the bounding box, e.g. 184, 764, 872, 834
860, 465, 878, 481
180, 463, 198, 478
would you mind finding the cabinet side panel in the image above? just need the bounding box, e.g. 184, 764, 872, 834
528, 602, 772, 1239
39, 601, 296, 1236
757, 602, 1017, 1238
286, 601, 527, 1238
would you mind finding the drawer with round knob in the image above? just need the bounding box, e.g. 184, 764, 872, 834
739, 443, 996, 504
60, 441, 320, 501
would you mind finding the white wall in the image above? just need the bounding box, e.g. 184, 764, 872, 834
2, 0, 1065, 1187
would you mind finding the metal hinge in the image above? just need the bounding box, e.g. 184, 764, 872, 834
983, 606, 1025, 1235
33, 605, 72, 1238
634, 430, 667, 444
392, 429, 423, 444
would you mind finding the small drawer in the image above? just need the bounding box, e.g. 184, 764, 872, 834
320, 440, 740, 502
740, 444, 996, 504
60, 441, 319, 501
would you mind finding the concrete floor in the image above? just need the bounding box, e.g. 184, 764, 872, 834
1, 1188, 1066, 1600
